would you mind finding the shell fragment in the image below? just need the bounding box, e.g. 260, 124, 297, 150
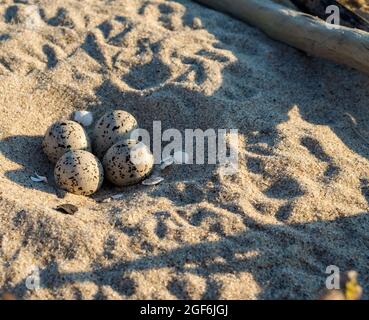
160, 157, 174, 170
30, 173, 48, 183
73, 110, 93, 127
111, 193, 124, 200
142, 176, 164, 186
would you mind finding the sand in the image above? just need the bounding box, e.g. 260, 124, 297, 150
0, 0, 369, 300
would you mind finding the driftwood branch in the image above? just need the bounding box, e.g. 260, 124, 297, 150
290, 0, 369, 32
194, 0, 369, 76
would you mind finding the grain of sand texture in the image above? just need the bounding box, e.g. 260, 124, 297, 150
1, 0, 369, 300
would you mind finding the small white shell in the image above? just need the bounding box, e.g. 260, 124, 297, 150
160, 157, 174, 170
142, 176, 164, 186
111, 193, 124, 200
74, 111, 93, 127
30, 173, 48, 183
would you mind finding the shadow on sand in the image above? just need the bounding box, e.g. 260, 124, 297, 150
7, 213, 369, 299
0, 135, 56, 195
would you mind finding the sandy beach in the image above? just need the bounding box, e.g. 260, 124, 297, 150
1, 0, 369, 299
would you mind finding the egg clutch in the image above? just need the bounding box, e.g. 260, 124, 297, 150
42, 110, 154, 196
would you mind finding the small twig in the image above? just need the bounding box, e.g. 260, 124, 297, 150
290, 0, 369, 32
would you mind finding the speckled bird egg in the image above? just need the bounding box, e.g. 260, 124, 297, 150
54, 150, 104, 195
103, 140, 154, 187
42, 120, 91, 163
93, 110, 138, 158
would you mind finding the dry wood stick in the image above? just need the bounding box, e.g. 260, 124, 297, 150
290, 0, 369, 32
194, 0, 369, 76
